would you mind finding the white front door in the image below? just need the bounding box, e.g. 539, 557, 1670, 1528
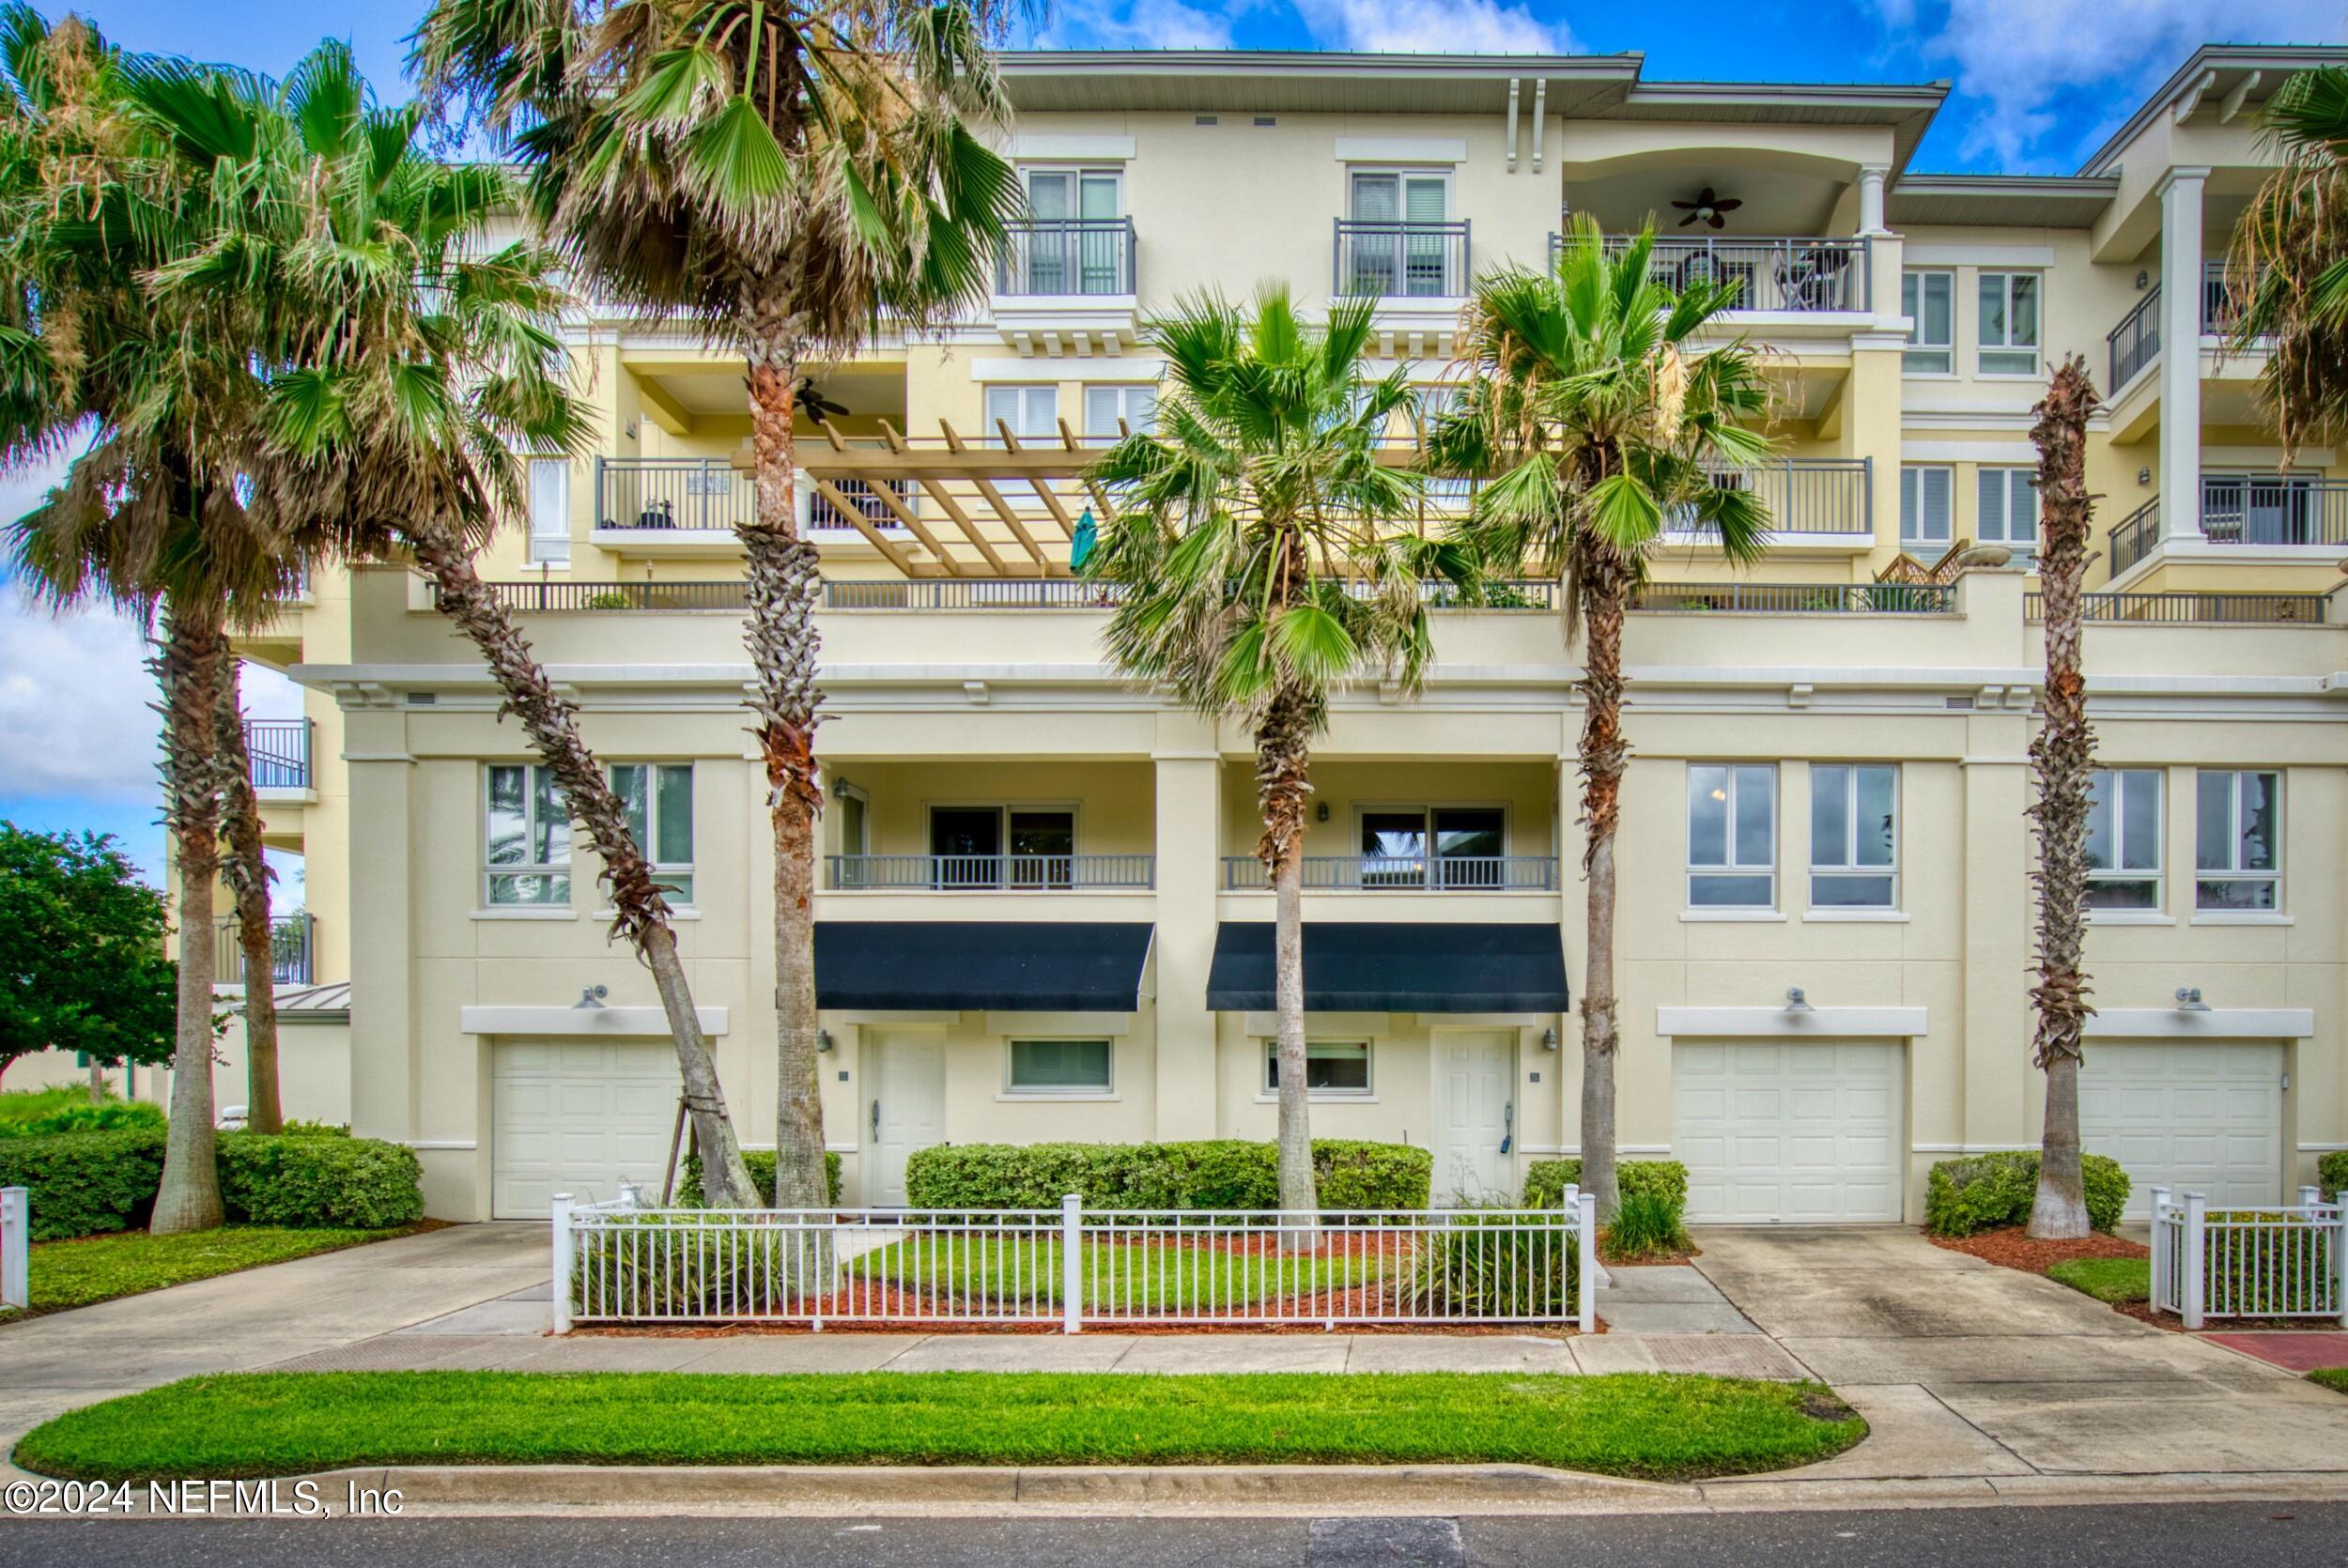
2080, 1041, 2283, 1217
491, 1039, 680, 1219
1434, 1031, 1515, 1204
869, 1031, 946, 1207
1674, 1041, 1904, 1223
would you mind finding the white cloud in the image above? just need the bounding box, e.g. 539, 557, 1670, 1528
1038, 0, 1239, 49
1291, 0, 1574, 52
0, 590, 163, 805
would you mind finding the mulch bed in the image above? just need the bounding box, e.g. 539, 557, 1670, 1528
1925, 1225, 2146, 1272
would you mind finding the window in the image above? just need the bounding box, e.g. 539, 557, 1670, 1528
1346, 170, 1452, 297
1007, 1038, 1114, 1095
832, 782, 871, 888
1019, 168, 1123, 295
1083, 384, 1156, 443
1902, 270, 1954, 374
485, 764, 570, 905
929, 805, 1075, 888
2196, 770, 2279, 911
1687, 764, 1776, 908
611, 763, 694, 905
1264, 1039, 1372, 1096
2085, 768, 2163, 910
1810, 764, 1897, 908
1976, 467, 2038, 557
528, 457, 570, 565
1901, 465, 1954, 548
1356, 805, 1506, 888
1979, 272, 2041, 375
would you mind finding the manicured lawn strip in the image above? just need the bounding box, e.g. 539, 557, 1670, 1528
13, 1371, 1865, 1484
2046, 1256, 2151, 1305
9, 1225, 425, 1316
2311, 1368, 2348, 1395
853, 1236, 1386, 1308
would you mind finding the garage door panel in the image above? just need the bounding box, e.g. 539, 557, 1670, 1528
1674, 1041, 1904, 1223
492, 1039, 683, 1219
2081, 1042, 2280, 1218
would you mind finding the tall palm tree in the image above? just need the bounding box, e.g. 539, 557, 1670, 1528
217, 662, 283, 1132
415, 0, 1026, 1205
1430, 218, 1775, 1218
2229, 66, 2348, 461
2025, 357, 2099, 1240
1088, 287, 1460, 1227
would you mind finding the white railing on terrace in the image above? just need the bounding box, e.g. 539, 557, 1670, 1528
2149, 1185, 2348, 1330
552, 1191, 1597, 1334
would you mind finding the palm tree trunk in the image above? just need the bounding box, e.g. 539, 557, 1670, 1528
1257, 686, 1320, 1244
2027, 358, 2101, 1240
741, 287, 829, 1211
151, 598, 229, 1234
1574, 544, 1634, 1222
406, 522, 759, 1209
216, 661, 283, 1134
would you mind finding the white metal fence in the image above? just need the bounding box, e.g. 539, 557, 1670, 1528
2, 1186, 27, 1312
552, 1191, 1598, 1335
2149, 1185, 2348, 1330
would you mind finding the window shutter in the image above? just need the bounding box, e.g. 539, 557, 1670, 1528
1977, 467, 2007, 543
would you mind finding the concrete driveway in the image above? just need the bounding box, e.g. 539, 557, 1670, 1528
1691, 1228, 2348, 1483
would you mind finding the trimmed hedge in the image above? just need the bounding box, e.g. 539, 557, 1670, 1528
904, 1140, 1432, 1211
676, 1149, 843, 1207
1925, 1151, 2129, 1237
1523, 1160, 1690, 1211
2321, 1149, 2348, 1204
0, 1099, 168, 1139
0, 1130, 167, 1239
215, 1133, 425, 1230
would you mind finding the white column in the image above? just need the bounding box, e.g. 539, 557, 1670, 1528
2157, 168, 2209, 544
1153, 722, 1223, 1141
1856, 164, 1890, 237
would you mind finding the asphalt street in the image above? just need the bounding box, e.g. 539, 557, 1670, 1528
1, 1503, 2344, 1567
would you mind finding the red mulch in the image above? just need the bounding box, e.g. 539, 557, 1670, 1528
1926, 1225, 2147, 1273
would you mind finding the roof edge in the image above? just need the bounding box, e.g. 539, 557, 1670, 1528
2078, 43, 2348, 177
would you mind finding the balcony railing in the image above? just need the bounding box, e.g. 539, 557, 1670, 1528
808, 478, 918, 532
2109, 286, 2159, 390
996, 218, 1135, 297
1222, 855, 1558, 892
214, 913, 315, 987
2203, 258, 2251, 335
1669, 459, 1872, 539
469, 578, 1565, 614
2026, 591, 2334, 625
243, 719, 311, 792
2199, 475, 2348, 548
2108, 498, 2160, 576
1334, 220, 1469, 300
595, 457, 756, 533
1585, 236, 1870, 313
828, 854, 1153, 890
1630, 581, 1954, 615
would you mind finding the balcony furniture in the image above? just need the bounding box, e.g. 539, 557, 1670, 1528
595, 457, 756, 534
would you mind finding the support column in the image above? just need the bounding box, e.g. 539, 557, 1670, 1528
1152, 717, 1223, 1141
1856, 164, 1890, 237
2157, 168, 2209, 544
342, 692, 424, 1186
1959, 714, 2032, 1189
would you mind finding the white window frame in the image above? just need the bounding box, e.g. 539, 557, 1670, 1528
1978, 270, 2042, 377
982, 386, 1059, 503
1902, 269, 1954, 375
1686, 763, 1777, 910
1261, 1038, 1375, 1099
1082, 384, 1155, 445
2195, 769, 2281, 912
1901, 465, 1954, 548
1022, 165, 1124, 219
1347, 167, 1453, 223
1808, 763, 1899, 910
528, 456, 571, 565
484, 763, 572, 907
610, 761, 695, 908
2086, 767, 2164, 913
1003, 1038, 1117, 1099
1975, 466, 2039, 557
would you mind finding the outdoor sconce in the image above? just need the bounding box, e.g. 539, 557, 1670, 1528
1784, 987, 1814, 1014
2135, 269, 2150, 290
816, 1030, 835, 1053
831, 776, 855, 800
2175, 988, 2210, 1013
1541, 1027, 1560, 1052
1315, 801, 1330, 822
2138, 468, 2154, 487
572, 985, 609, 1010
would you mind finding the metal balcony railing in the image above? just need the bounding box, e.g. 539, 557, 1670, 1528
595, 456, 756, 532
1579, 236, 1870, 313
243, 719, 311, 791
1668, 459, 1872, 538
469, 578, 1564, 614
1221, 855, 1559, 891
996, 218, 1135, 296
2109, 287, 2159, 390
1630, 581, 1954, 614
1334, 220, 1469, 299
2203, 259, 2251, 334
828, 854, 1153, 890
214, 913, 315, 987
2025, 591, 2334, 625
2108, 498, 2160, 576
2199, 475, 2348, 548
808, 478, 919, 532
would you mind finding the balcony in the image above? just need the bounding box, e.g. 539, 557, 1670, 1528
1666, 459, 1872, 546
243, 719, 311, 792
2104, 263, 2264, 392
1585, 236, 1870, 315
2109, 478, 2348, 577
1630, 581, 1954, 615
2025, 590, 2334, 625
214, 913, 315, 988
828, 854, 1153, 891
1221, 855, 1558, 892
469, 578, 1565, 615
592, 458, 918, 553
1334, 220, 1469, 300
990, 219, 1138, 357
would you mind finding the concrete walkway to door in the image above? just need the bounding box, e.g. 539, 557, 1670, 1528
1689, 1227, 2348, 1486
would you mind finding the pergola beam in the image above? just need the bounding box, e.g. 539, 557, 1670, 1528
879, 420, 1012, 576
804, 473, 931, 576
940, 419, 1058, 574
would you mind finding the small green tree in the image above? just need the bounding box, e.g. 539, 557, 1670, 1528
0, 823, 178, 1089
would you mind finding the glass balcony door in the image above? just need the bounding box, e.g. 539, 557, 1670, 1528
1024, 169, 1122, 295
1348, 172, 1450, 298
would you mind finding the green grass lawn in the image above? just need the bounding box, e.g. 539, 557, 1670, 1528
11, 1370, 1864, 1484
851, 1235, 1388, 1308
2045, 1257, 2151, 1305
1, 1225, 424, 1318
2311, 1369, 2348, 1395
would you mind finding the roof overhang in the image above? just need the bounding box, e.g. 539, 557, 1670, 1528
999, 51, 1642, 116
1889, 174, 2121, 229
2079, 45, 2348, 177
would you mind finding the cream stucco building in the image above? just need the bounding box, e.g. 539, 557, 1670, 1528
174, 44, 2348, 1224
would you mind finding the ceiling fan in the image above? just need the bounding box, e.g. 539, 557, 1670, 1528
791, 377, 851, 423
1673, 188, 1743, 229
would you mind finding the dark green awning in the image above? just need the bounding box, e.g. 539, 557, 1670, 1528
815, 922, 1153, 1011
1206, 922, 1568, 1013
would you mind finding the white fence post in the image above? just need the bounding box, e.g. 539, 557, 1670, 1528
2182, 1191, 2206, 1330
550, 1193, 575, 1335
1061, 1193, 1083, 1335
1576, 1191, 1598, 1335
0, 1186, 26, 1312
2299, 1185, 2322, 1208
2335, 1196, 2348, 1330
2148, 1186, 2171, 1314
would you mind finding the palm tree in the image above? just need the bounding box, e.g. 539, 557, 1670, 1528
2025, 357, 2100, 1240
1429, 218, 1776, 1217
2228, 66, 2348, 461
217, 663, 283, 1133
415, 0, 1026, 1205
1088, 287, 1460, 1227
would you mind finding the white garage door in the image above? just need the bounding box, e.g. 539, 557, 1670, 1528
2081, 1041, 2282, 1218
491, 1039, 680, 1219
1675, 1041, 1904, 1223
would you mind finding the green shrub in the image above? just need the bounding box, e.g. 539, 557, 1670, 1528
1401, 1210, 1577, 1318
675, 1149, 842, 1207
0, 1130, 166, 1239
571, 1212, 822, 1318
2321, 1149, 2348, 1204
1601, 1188, 1691, 1261
215, 1133, 425, 1229
1924, 1151, 2128, 1237
902, 1140, 1431, 1211
279, 1121, 350, 1138
1522, 1160, 1690, 1212
0, 1099, 167, 1138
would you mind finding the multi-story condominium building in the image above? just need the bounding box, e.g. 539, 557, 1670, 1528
186, 43, 2348, 1224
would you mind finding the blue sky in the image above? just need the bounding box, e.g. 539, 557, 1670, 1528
4, 0, 2338, 881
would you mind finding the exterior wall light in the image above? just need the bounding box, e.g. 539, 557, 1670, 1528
816, 1030, 835, 1053
1784, 987, 1814, 1013
2175, 988, 2210, 1013
1541, 1027, 1559, 1052
1315, 801, 1330, 822
572, 985, 609, 1009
